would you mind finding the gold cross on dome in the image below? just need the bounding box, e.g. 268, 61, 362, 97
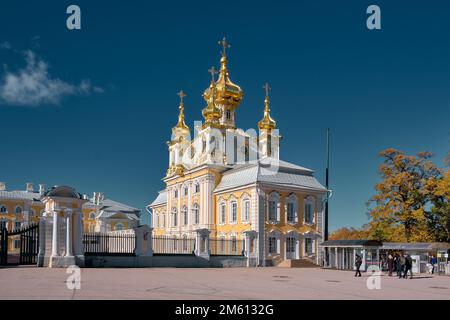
208, 66, 217, 83
219, 37, 230, 57
177, 90, 186, 104
263, 82, 271, 98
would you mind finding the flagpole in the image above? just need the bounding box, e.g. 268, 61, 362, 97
325, 128, 330, 241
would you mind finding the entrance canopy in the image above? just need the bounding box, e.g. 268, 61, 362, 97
320, 240, 382, 248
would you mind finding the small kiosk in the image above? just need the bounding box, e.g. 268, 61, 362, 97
321, 240, 382, 271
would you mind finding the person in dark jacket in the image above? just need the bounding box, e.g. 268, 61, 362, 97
403, 254, 413, 279
355, 254, 362, 277
387, 254, 394, 276
396, 254, 403, 278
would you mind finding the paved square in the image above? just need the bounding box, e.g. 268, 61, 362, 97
0, 267, 449, 300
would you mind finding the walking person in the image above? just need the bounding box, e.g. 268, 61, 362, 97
403, 254, 413, 279
431, 255, 438, 274
387, 254, 394, 276
398, 254, 406, 278
355, 254, 362, 277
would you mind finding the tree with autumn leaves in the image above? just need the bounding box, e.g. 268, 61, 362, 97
330, 148, 450, 243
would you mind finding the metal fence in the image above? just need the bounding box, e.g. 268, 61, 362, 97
83, 233, 136, 256
152, 235, 195, 255
210, 238, 245, 256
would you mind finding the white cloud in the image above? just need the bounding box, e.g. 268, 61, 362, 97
0, 41, 11, 50
0, 50, 103, 106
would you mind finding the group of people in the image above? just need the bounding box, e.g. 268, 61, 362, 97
387, 254, 414, 279
354, 253, 414, 278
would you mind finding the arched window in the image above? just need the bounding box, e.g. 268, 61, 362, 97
171, 208, 178, 227
181, 205, 188, 225
89, 212, 96, 220
183, 186, 189, 196
194, 182, 200, 194
219, 202, 226, 224
304, 196, 315, 224
241, 198, 250, 223
14, 206, 22, 214
192, 203, 199, 225
114, 223, 124, 231
229, 200, 237, 223
226, 109, 231, 120
286, 194, 298, 224
160, 212, 165, 228
0, 205, 7, 214
154, 214, 159, 228
268, 192, 280, 222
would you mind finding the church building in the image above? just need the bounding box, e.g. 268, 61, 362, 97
148, 38, 327, 266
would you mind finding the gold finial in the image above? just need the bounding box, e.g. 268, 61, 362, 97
258, 82, 276, 131
263, 82, 271, 101
219, 37, 230, 57
177, 90, 186, 105
208, 66, 217, 84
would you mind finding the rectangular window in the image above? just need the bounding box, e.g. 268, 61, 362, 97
305, 203, 313, 224
14, 221, 21, 230
243, 200, 250, 222
268, 201, 277, 221
0, 221, 6, 230
14, 239, 20, 249
269, 237, 277, 254
220, 204, 226, 224
231, 236, 237, 252
286, 237, 296, 253
305, 238, 313, 255
230, 202, 237, 223
287, 203, 295, 223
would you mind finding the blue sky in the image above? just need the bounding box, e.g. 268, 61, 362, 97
0, 0, 449, 230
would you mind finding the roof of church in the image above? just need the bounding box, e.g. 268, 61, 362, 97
214, 158, 326, 193
95, 199, 140, 213
149, 190, 167, 207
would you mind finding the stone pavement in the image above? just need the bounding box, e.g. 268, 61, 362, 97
0, 266, 449, 300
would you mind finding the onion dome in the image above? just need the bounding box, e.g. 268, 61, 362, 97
258, 83, 277, 131
203, 37, 243, 108
202, 67, 222, 127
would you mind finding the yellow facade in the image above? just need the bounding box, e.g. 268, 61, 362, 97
148, 38, 327, 265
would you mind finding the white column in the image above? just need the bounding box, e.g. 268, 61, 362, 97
187, 182, 192, 230
51, 211, 59, 257
177, 184, 181, 230
65, 212, 73, 257
334, 247, 338, 269
75, 210, 84, 255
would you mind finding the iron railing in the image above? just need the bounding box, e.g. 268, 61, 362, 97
210, 238, 245, 256
152, 235, 195, 255
83, 232, 136, 256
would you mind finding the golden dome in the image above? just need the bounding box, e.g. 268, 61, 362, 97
202, 67, 222, 127
203, 38, 243, 108
258, 83, 276, 131
171, 90, 190, 142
